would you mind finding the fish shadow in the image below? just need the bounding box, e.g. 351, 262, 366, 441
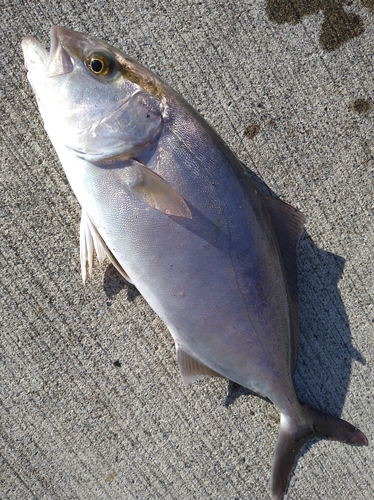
103, 263, 140, 302
294, 231, 365, 414
225, 171, 365, 420
225, 382, 270, 407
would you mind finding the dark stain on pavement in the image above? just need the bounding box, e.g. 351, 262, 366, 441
348, 98, 372, 113
105, 472, 118, 483
244, 123, 261, 139
266, 1, 372, 51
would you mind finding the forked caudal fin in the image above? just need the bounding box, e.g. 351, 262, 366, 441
271, 403, 368, 500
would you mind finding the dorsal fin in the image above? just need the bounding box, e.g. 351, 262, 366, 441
261, 193, 306, 371
176, 344, 222, 386
80, 210, 133, 284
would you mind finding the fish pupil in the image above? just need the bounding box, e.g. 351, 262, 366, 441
91, 59, 103, 73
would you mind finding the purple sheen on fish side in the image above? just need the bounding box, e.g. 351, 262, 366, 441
21, 26, 368, 500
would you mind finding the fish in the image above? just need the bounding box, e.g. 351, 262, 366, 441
22, 26, 367, 500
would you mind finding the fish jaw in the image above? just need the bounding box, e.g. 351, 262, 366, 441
21, 35, 50, 108
22, 35, 49, 73
21, 29, 75, 146
22, 27, 74, 95
22, 26, 99, 79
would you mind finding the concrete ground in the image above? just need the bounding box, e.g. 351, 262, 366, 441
1, 1, 373, 499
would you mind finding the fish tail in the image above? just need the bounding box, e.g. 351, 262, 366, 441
270, 403, 367, 500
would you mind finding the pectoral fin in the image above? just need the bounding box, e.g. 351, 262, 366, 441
125, 163, 192, 219
80, 210, 133, 284
176, 344, 222, 386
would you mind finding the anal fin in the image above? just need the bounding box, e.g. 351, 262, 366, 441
80, 210, 133, 284
176, 344, 222, 386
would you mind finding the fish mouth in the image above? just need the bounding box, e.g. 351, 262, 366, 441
46, 26, 74, 76
22, 26, 75, 77
21, 35, 49, 73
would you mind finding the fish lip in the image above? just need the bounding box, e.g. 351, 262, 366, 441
21, 26, 77, 77
46, 26, 74, 77
46, 25, 101, 77
49, 25, 78, 52
21, 35, 49, 72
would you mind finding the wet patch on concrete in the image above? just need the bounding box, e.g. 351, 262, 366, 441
244, 123, 261, 139
348, 98, 372, 113
266, 1, 372, 51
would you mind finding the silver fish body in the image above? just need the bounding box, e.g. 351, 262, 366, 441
22, 27, 367, 500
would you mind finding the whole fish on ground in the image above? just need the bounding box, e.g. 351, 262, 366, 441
22, 26, 367, 500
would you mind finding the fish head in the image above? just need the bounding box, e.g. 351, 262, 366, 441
22, 26, 164, 161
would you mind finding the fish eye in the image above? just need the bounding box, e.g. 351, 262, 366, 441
86, 52, 113, 76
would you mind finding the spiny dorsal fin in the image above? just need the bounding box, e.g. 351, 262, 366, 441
176, 344, 222, 386
80, 210, 133, 284
261, 193, 306, 371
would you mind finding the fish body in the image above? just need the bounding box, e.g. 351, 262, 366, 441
22, 27, 367, 500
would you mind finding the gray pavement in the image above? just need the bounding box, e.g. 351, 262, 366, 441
1, 1, 373, 499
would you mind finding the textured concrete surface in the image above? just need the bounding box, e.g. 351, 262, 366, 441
1, 1, 373, 499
